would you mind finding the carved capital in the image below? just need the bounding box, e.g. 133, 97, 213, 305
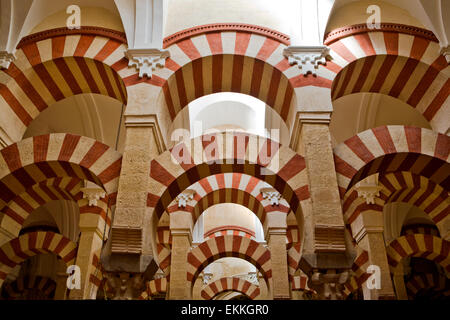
103, 272, 144, 300
126, 48, 170, 78
175, 189, 196, 208
283, 46, 331, 76
308, 270, 350, 300
202, 272, 213, 284
441, 45, 450, 63
0, 51, 15, 69
355, 185, 382, 204
261, 188, 282, 205
80, 187, 106, 206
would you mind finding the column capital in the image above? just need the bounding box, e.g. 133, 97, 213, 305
175, 189, 196, 208
283, 46, 331, 76
308, 269, 350, 300
0, 51, 15, 69
260, 188, 282, 205
126, 48, 170, 79
441, 45, 450, 63
80, 187, 106, 207
169, 211, 193, 242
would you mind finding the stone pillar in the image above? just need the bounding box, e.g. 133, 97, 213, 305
351, 209, 396, 300
392, 264, 408, 300
110, 114, 165, 272
264, 210, 290, 299
292, 112, 349, 269
168, 210, 193, 300
54, 261, 69, 300
69, 196, 106, 299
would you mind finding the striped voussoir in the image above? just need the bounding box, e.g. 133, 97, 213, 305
156, 244, 171, 275
291, 275, 314, 292
0, 31, 128, 137
0, 231, 77, 288
386, 234, 450, 273
325, 23, 449, 134
150, 25, 333, 123
147, 132, 309, 224
165, 172, 292, 225
200, 277, 260, 300
0, 133, 122, 206
0, 177, 83, 240
204, 226, 255, 240
342, 248, 371, 297
406, 273, 450, 299
1, 275, 56, 300
334, 125, 450, 198
343, 171, 449, 233
186, 235, 271, 285
138, 277, 168, 300
88, 251, 105, 292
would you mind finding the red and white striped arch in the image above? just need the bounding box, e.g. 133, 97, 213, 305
406, 273, 450, 299
401, 224, 440, 237
334, 126, 450, 197
0, 28, 129, 139
0, 231, 77, 288
165, 173, 292, 224
138, 277, 168, 300
1, 275, 56, 300
386, 234, 450, 273
200, 276, 260, 300
187, 235, 272, 286
147, 132, 309, 222
143, 24, 336, 126
0, 177, 83, 241
325, 24, 449, 134
343, 172, 449, 236
0, 134, 122, 208
291, 274, 314, 293
342, 249, 371, 298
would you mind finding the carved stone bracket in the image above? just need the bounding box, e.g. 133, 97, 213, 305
80, 187, 106, 206
0, 51, 15, 69
309, 270, 350, 300
175, 189, 196, 208
355, 185, 382, 204
126, 48, 170, 78
283, 46, 331, 76
261, 188, 282, 205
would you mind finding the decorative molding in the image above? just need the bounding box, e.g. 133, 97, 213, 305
324, 23, 439, 46
175, 189, 196, 208
355, 185, 382, 204
0, 51, 15, 69
126, 48, 170, 78
163, 23, 290, 48
283, 46, 331, 76
111, 227, 142, 254
314, 225, 346, 253
124, 114, 166, 154
16, 26, 127, 49
81, 187, 106, 206
261, 188, 282, 205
